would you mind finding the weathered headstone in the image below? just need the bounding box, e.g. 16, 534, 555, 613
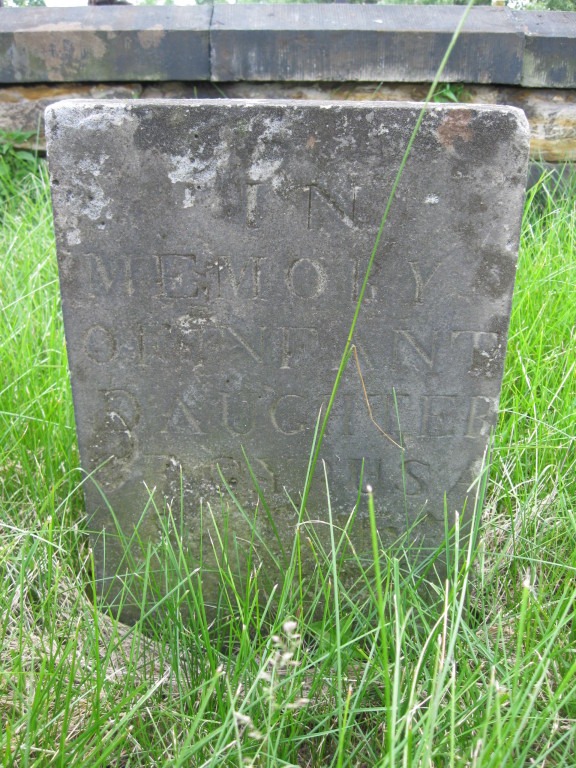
46, 100, 529, 611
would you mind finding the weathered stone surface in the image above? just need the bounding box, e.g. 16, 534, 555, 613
219, 82, 576, 162
211, 5, 523, 85
46, 100, 529, 612
0, 7, 211, 84
0, 84, 142, 148
2, 6, 575, 88
465, 85, 576, 163
512, 10, 576, 89
6, 81, 573, 162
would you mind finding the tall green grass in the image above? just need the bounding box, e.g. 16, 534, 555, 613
1, 148, 576, 764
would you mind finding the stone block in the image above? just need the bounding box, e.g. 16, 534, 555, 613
513, 10, 576, 88
46, 100, 529, 614
0, 7, 211, 84
211, 6, 523, 84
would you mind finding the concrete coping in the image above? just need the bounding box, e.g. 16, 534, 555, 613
0, 5, 575, 88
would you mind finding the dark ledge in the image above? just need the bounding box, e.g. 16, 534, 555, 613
0, 5, 574, 88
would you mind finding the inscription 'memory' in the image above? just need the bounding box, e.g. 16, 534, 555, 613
81, 250, 462, 312
409, 258, 451, 304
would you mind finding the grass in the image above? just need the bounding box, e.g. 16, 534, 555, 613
1, 141, 576, 765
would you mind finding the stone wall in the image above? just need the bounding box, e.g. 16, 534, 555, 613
2, 80, 575, 164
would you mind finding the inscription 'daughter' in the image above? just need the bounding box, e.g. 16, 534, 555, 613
158, 391, 495, 441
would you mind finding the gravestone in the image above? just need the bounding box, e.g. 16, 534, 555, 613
46, 100, 529, 611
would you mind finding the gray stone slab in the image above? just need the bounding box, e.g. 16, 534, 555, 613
4, 6, 576, 88
46, 100, 529, 613
513, 11, 576, 88
0, 7, 211, 84
211, 6, 523, 84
